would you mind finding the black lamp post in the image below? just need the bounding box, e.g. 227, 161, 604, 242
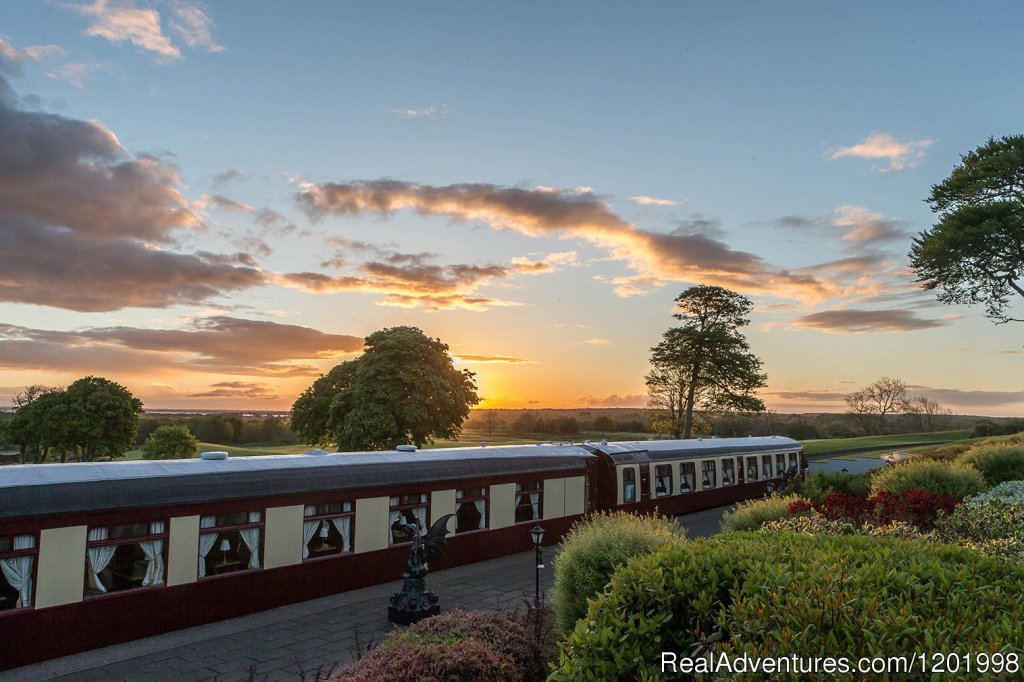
765, 481, 775, 498
530, 524, 545, 608
841, 467, 849, 474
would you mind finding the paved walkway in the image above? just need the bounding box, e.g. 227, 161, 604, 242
5, 506, 729, 682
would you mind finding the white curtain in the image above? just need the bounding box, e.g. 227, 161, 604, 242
198, 515, 218, 578
657, 475, 672, 496
302, 506, 319, 559
681, 468, 694, 492
529, 492, 540, 519
330, 516, 352, 552
86, 528, 117, 592
140, 521, 165, 587
239, 511, 261, 569
624, 481, 635, 501
473, 500, 486, 529
389, 509, 403, 543
0, 535, 34, 607
412, 506, 426, 533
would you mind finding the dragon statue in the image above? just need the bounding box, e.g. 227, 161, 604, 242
388, 513, 454, 625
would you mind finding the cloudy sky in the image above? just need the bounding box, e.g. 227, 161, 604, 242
1, 1, 1022, 415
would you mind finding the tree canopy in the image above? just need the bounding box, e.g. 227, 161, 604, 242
4, 377, 142, 462
910, 134, 1024, 323
290, 326, 480, 450
141, 424, 200, 460
645, 285, 767, 439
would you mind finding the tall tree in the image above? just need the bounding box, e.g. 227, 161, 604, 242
290, 326, 479, 450
844, 377, 908, 435
910, 135, 1024, 324
62, 376, 144, 461
645, 285, 767, 439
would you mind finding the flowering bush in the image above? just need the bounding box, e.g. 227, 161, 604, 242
871, 488, 957, 529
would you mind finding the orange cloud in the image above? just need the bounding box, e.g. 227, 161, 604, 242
827, 132, 935, 172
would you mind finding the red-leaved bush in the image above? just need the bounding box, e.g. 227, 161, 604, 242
871, 488, 957, 529
787, 488, 957, 530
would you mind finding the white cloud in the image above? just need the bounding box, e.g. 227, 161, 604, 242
629, 195, 679, 206
387, 104, 450, 119
827, 132, 935, 172
169, 1, 225, 53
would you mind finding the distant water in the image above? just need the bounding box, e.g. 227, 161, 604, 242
808, 456, 887, 476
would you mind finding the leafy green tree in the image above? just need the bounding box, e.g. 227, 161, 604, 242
592, 415, 614, 433
5, 386, 67, 463
290, 326, 479, 450
910, 135, 1024, 323
61, 376, 144, 461
646, 285, 767, 438
141, 424, 199, 460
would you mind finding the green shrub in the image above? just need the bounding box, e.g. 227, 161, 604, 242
936, 497, 1024, 562
140, 424, 199, 460
335, 609, 544, 681
959, 444, 1024, 486
719, 493, 803, 532
870, 459, 986, 499
802, 471, 871, 501
551, 511, 684, 633
553, 533, 1024, 681
758, 511, 855, 536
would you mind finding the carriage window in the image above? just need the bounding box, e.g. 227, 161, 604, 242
390, 494, 428, 544
762, 455, 773, 479
456, 487, 488, 533
788, 452, 799, 470
680, 463, 696, 493
701, 460, 717, 489
199, 511, 263, 578
303, 501, 354, 560
654, 465, 672, 497
622, 467, 637, 503
721, 459, 735, 486
776, 453, 786, 475
0, 534, 36, 610
515, 481, 543, 523
746, 457, 759, 481
86, 522, 168, 595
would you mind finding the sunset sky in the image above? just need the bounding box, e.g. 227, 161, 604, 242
1, 1, 1023, 416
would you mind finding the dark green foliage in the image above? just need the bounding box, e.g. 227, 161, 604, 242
552, 511, 685, 633
647, 286, 767, 439
973, 419, 1000, 437
911, 134, 1024, 324
553, 533, 1024, 681
779, 417, 820, 440
720, 494, 803, 532
141, 424, 199, 460
959, 444, 1024, 486
291, 327, 479, 450
870, 459, 986, 499
803, 471, 872, 501
335, 609, 552, 682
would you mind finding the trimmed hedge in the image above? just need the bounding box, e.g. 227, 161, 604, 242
870, 459, 985, 499
335, 609, 538, 681
973, 480, 1024, 504
959, 444, 1024, 486
937, 497, 1024, 562
551, 511, 684, 633
802, 470, 872, 501
720, 493, 803, 532
553, 533, 1024, 681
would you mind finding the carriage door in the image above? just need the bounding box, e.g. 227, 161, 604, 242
639, 463, 651, 502
736, 456, 745, 485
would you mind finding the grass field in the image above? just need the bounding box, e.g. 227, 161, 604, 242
801, 430, 971, 457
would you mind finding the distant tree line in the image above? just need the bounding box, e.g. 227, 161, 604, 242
463, 411, 649, 438
135, 414, 300, 448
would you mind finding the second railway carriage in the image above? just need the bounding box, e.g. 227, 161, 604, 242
0, 436, 804, 670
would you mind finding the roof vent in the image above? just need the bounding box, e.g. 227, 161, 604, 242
600, 438, 608, 446
481, 441, 487, 447
303, 449, 329, 456
200, 451, 228, 461
771, 435, 776, 439
697, 437, 703, 441
396, 444, 417, 452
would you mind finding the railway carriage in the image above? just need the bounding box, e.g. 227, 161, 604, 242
0, 436, 801, 670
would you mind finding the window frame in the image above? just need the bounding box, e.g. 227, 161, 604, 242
303, 500, 355, 560
654, 464, 673, 497
198, 509, 265, 579
721, 458, 735, 486
701, 459, 717, 489
85, 520, 169, 597
762, 454, 773, 479
622, 466, 637, 503
389, 493, 429, 545
455, 486, 489, 534
515, 481, 544, 523
746, 456, 759, 482
680, 462, 696, 493
0, 533, 37, 613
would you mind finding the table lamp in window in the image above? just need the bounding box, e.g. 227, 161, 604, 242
219, 538, 231, 564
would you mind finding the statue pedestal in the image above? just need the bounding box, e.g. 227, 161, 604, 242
388, 573, 440, 625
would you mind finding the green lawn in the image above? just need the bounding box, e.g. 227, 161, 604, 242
802, 430, 970, 457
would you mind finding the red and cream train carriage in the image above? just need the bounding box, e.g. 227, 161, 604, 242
0, 436, 802, 670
